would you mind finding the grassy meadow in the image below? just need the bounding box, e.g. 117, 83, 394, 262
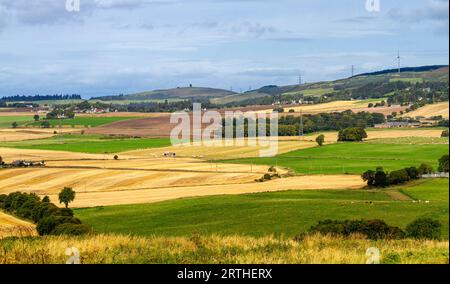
75, 179, 449, 239
31, 116, 138, 127
0, 116, 35, 128
2, 134, 172, 153
224, 142, 449, 175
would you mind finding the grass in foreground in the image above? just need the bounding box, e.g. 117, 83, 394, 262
76, 179, 449, 239
2, 134, 171, 153
223, 142, 449, 174
0, 234, 447, 264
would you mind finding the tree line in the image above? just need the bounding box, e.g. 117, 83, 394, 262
0, 94, 81, 103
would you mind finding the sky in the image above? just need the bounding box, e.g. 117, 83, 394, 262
0, 0, 448, 98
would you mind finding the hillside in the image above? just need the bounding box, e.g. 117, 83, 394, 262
213, 66, 449, 105
94, 87, 236, 101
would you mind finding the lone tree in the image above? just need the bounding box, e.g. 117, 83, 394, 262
441, 130, 449, 138
59, 187, 76, 208
33, 114, 40, 122
316, 134, 325, 146
11, 122, 18, 129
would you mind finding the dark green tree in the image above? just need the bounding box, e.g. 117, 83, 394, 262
316, 134, 325, 146
58, 187, 76, 208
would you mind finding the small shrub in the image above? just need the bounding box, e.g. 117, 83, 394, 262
51, 223, 92, 236
307, 219, 405, 240
406, 218, 442, 240
383, 252, 401, 264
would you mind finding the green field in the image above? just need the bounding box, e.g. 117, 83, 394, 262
31, 117, 138, 127
223, 142, 449, 175
2, 134, 171, 153
0, 116, 34, 128
76, 179, 449, 239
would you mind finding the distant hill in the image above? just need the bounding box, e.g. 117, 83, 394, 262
354, 65, 448, 77
94, 87, 236, 101
213, 66, 449, 105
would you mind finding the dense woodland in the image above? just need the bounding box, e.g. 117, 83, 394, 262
0, 94, 81, 102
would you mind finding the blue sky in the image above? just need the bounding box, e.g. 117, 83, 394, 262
0, 0, 448, 98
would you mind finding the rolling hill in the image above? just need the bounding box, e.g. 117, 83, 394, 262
212, 65, 449, 105
94, 87, 236, 101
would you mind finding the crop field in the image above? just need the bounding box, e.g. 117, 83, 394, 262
1, 234, 447, 264
224, 142, 449, 174
30, 116, 139, 128
75, 179, 449, 239
253, 100, 386, 114
1, 134, 171, 154
0, 211, 37, 238
403, 102, 449, 119
0, 116, 35, 128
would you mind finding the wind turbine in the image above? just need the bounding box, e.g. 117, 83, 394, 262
396, 50, 401, 74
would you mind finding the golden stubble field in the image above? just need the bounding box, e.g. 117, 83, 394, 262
0, 211, 37, 238
0, 128, 83, 142
0, 128, 445, 208
403, 102, 449, 119
0, 147, 364, 208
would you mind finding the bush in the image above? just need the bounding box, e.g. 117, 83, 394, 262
438, 155, 449, 173
418, 163, 433, 175
374, 169, 389, 187
307, 219, 405, 240
441, 130, 449, 138
405, 218, 442, 240
389, 169, 410, 185
338, 127, 367, 142
37, 216, 82, 236
51, 223, 92, 236
316, 134, 325, 146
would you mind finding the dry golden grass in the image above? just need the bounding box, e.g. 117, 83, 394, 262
0, 233, 447, 264
0, 211, 37, 238
404, 102, 449, 119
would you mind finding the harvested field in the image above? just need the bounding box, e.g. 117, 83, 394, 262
0, 147, 113, 162
44, 174, 364, 208
253, 100, 407, 115
0, 128, 83, 142
0, 211, 37, 238
403, 102, 449, 119
124, 139, 317, 159
124, 128, 444, 160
